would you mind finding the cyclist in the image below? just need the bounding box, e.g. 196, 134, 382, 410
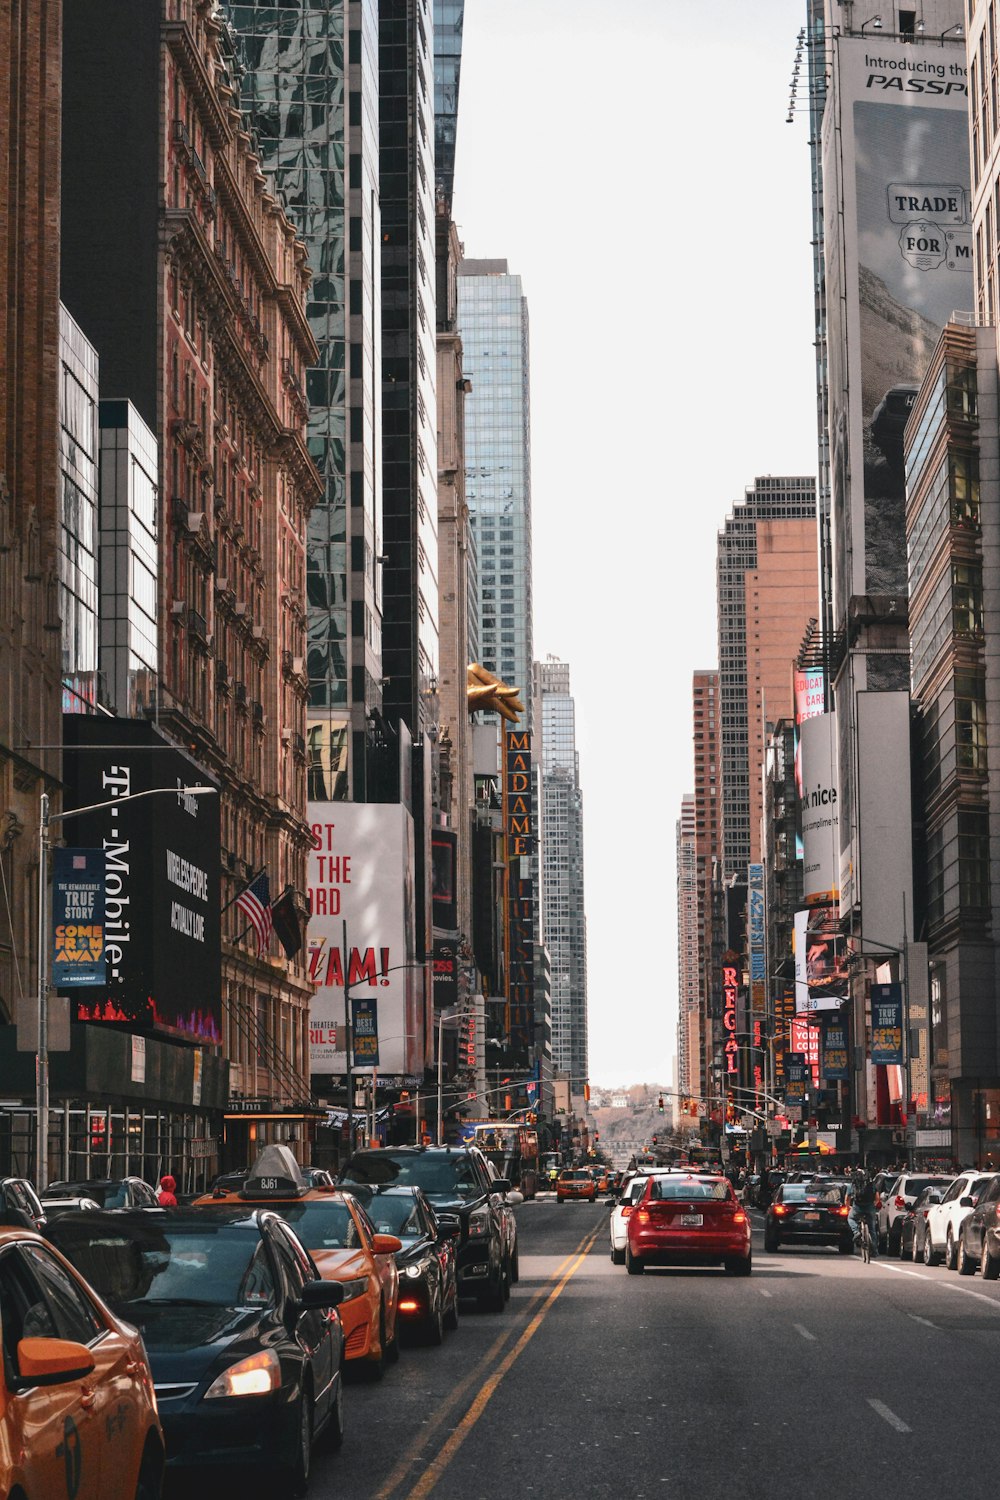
846, 1165, 879, 1257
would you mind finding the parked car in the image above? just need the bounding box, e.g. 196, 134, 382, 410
877, 1173, 954, 1254
0, 1176, 47, 1231
0, 1220, 164, 1500
922, 1172, 999, 1267
957, 1175, 1000, 1277
45, 1175, 160, 1210
764, 1179, 852, 1254
899, 1184, 946, 1260
352, 1184, 460, 1344
610, 1170, 676, 1265
195, 1145, 402, 1377
339, 1143, 517, 1313
40, 1194, 101, 1217
625, 1173, 752, 1276
556, 1169, 597, 1204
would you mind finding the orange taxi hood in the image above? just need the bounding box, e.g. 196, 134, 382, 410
311, 1245, 370, 1280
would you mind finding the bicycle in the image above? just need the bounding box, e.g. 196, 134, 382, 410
857, 1215, 873, 1264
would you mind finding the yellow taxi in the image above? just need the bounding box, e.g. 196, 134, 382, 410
193, 1147, 402, 1377
0, 1222, 163, 1500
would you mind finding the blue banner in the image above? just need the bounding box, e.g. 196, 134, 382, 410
822, 1022, 850, 1081
52, 848, 106, 987
351, 995, 380, 1067
871, 982, 903, 1066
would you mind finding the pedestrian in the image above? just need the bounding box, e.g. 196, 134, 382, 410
158, 1173, 178, 1207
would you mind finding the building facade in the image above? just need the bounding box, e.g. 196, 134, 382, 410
676, 794, 699, 1102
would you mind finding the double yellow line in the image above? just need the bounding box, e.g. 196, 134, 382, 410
373, 1220, 604, 1500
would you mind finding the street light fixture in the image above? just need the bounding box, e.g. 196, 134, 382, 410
36, 784, 216, 1188
860, 14, 883, 34
941, 22, 963, 40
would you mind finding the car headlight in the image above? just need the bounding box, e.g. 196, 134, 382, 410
404, 1263, 422, 1279
204, 1349, 280, 1400
467, 1207, 489, 1238
339, 1277, 370, 1301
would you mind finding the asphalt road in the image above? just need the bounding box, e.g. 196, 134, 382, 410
177, 1198, 1000, 1499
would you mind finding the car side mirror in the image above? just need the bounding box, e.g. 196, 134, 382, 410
960, 1196, 975, 1208
505, 1189, 524, 1206
13, 1337, 95, 1389
436, 1212, 461, 1237
373, 1233, 403, 1255
297, 1278, 344, 1310
491, 1178, 511, 1194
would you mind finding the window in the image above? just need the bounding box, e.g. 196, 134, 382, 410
22, 1247, 103, 1344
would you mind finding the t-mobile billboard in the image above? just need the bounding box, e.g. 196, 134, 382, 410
306, 803, 420, 1077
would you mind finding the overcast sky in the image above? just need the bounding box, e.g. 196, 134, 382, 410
453, 0, 819, 1090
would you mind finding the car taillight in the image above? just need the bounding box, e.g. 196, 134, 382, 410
895, 1196, 906, 1209
835, 1205, 850, 1216
635, 1209, 650, 1224
622, 1206, 633, 1218
732, 1211, 747, 1224
772, 1204, 788, 1216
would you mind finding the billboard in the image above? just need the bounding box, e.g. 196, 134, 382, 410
60, 716, 221, 1042
871, 981, 904, 1066
800, 713, 839, 907
794, 907, 848, 1014
747, 864, 765, 1015
307, 803, 418, 1076
824, 35, 970, 623
857, 691, 913, 957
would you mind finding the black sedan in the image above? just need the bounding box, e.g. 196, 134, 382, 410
45, 1174, 160, 1209
46, 1207, 344, 1494
764, 1179, 853, 1253
958, 1174, 1000, 1276
352, 1185, 459, 1344
902, 1184, 946, 1261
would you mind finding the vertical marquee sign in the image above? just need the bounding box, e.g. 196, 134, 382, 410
721, 950, 739, 1076
748, 864, 765, 1015
504, 729, 535, 1068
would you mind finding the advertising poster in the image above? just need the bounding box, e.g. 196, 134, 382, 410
794, 907, 848, 1014
351, 996, 379, 1068
790, 1017, 822, 1088
785, 1054, 807, 1104
871, 981, 904, 1065
748, 864, 765, 1015
800, 713, 840, 907
61, 716, 221, 1042
52, 848, 106, 987
822, 1021, 850, 1082
307, 802, 418, 1076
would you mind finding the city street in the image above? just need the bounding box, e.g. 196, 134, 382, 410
167, 1196, 1000, 1499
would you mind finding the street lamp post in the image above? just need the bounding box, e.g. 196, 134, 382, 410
35, 783, 216, 1189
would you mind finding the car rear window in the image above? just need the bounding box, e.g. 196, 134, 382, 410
345, 1153, 480, 1198
903, 1177, 951, 1197
649, 1178, 732, 1201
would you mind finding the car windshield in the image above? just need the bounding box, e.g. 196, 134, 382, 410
269, 1201, 361, 1251
47, 1220, 274, 1309
345, 1154, 480, 1198
649, 1178, 731, 1201
561, 1171, 589, 1182
361, 1195, 424, 1240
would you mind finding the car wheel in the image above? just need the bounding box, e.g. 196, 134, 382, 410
426, 1289, 445, 1346
501, 1255, 512, 1301
444, 1278, 460, 1331
625, 1244, 644, 1275
611, 1243, 625, 1266
924, 1230, 940, 1266
511, 1247, 519, 1284
133, 1455, 161, 1500
724, 1253, 752, 1276
946, 1228, 958, 1270
284, 1388, 313, 1498
479, 1266, 506, 1312
983, 1238, 1000, 1280
368, 1306, 387, 1381
888, 1223, 901, 1256
324, 1368, 345, 1452
958, 1235, 976, 1275
764, 1228, 779, 1253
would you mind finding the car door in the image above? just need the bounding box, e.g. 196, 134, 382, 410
353, 1201, 399, 1340
269, 1222, 335, 1428
0, 1243, 105, 1500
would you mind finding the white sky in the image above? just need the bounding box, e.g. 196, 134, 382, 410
454, 0, 819, 1089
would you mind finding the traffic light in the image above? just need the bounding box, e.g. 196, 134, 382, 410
658, 1095, 664, 1113
652, 1135, 658, 1146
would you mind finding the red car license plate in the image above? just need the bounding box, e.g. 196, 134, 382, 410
803, 1212, 820, 1221
679, 1214, 703, 1227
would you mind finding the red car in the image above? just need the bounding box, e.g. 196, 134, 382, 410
625, 1172, 752, 1276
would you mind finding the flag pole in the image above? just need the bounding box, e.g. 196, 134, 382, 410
220, 865, 269, 916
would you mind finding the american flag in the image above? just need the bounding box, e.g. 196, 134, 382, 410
236, 871, 272, 957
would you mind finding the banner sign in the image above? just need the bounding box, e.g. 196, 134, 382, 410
351, 996, 379, 1068
785, 1053, 807, 1103
722, 956, 739, 1075
822, 1021, 850, 1081
748, 864, 765, 1014
52, 848, 106, 987
504, 729, 536, 1067
871, 981, 903, 1065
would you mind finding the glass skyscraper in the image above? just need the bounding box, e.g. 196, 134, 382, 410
457, 260, 533, 715
536, 657, 588, 1089
433, 0, 464, 210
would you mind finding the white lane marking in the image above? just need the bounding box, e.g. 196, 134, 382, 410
875, 1260, 1000, 1309
792, 1323, 816, 1341
868, 1399, 911, 1433
757, 1288, 772, 1298
908, 1314, 937, 1329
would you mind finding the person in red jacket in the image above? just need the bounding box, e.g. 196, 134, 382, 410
158, 1174, 178, 1207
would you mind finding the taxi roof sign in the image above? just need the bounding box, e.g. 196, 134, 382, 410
239, 1144, 309, 1200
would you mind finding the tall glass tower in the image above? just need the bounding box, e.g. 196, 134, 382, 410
536, 657, 588, 1090
457, 259, 533, 716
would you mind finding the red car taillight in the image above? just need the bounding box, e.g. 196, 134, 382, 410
635, 1209, 651, 1224
834, 1205, 850, 1217
772, 1204, 788, 1216
894, 1196, 906, 1210
732, 1211, 747, 1224
621, 1206, 633, 1219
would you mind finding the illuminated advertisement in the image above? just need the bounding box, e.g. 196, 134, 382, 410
60, 716, 221, 1043
794, 907, 848, 1014
722, 956, 739, 1076
307, 803, 418, 1076
790, 1017, 821, 1088
773, 984, 796, 1093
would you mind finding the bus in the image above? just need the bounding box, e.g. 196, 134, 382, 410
463, 1122, 540, 1199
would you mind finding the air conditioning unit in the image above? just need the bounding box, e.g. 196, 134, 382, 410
171, 600, 186, 616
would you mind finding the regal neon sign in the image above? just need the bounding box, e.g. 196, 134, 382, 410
723, 964, 739, 1074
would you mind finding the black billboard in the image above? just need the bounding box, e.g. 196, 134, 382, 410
61, 717, 221, 1044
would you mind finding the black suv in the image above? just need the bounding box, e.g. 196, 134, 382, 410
339, 1145, 516, 1312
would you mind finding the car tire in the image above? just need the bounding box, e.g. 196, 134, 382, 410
946, 1228, 958, 1270
134, 1455, 162, 1500
625, 1244, 644, 1275
611, 1243, 625, 1266
368, 1306, 387, 1381
924, 1231, 940, 1266
479, 1267, 506, 1312
838, 1236, 854, 1254
888, 1224, 901, 1256
502, 1255, 511, 1302
511, 1247, 519, 1284
427, 1289, 445, 1346
958, 1235, 976, 1275
764, 1228, 779, 1253
324, 1369, 346, 1452
444, 1280, 460, 1331
724, 1254, 752, 1276
983, 1238, 1000, 1280
285, 1388, 313, 1498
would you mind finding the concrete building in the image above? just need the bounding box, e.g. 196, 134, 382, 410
676, 794, 699, 1103
61, 0, 323, 1149
691, 670, 721, 1111
716, 477, 817, 878
536, 657, 588, 1091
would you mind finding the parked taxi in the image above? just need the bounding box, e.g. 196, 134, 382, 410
0, 1221, 164, 1499
193, 1146, 402, 1376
